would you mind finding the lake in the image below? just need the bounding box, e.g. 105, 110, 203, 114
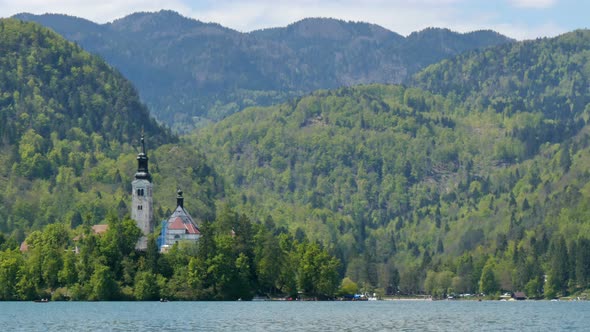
0, 300, 588, 331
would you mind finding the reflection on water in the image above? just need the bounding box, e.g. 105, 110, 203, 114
1, 300, 589, 331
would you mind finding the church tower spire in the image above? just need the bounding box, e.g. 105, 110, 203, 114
135, 135, 151, 181
131, 134, 154, 250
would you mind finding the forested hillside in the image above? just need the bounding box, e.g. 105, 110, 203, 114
0, 19, 222, 241
195, 30, 590, 298
0, 19, 342, 302
14, 11, 512, 131
3, 16, 590, 301
414, 30, 590, 157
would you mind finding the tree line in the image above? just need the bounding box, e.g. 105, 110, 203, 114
0, 205, 340, 301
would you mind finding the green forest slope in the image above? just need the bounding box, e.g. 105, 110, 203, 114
3, 18, 590, 300
14, 11, 512, 131
0, 19, 222, 241
0, 19, 341, 302
194, 30, 590, 298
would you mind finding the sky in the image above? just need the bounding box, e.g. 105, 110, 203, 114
0, 0, 588, 40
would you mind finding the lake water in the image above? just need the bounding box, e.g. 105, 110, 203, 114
0, 300, 588, 331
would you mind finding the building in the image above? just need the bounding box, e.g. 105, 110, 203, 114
130, 135, 201, 252
513, 291, 527, 300
159, 190, 201, 252
71, 224, 109, 254
131, 135, 154, 251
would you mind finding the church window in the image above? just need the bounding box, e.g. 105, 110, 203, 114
137, 189, 144, 196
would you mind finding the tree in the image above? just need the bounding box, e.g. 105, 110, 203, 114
425, 270, 455, 298
16, 129, 50, 179
546, 237, 569, 298
479, 258, 499, 295
232, 252, 253, 300
575, 238, 590, 290
524, 277, 542, 299
134, 271, 160, 300
339, 277, 359, 295
297, 242, 340, 298
145, 236, 159, 274
0, 250, 24, 300
255, 230, 283, 294
100, 214, 141, 278
58, 249, 78, 286
89, 263, 119, 300
559, 145, 571, 172
455, 254, 475, 293
316, 252, 341, 297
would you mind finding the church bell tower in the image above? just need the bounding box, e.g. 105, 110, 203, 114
131, 135, 154, 250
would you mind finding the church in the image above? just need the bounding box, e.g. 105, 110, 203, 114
131, 136, 201, 251
158, 190, 201, 252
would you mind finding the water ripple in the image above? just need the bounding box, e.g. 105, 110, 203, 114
1, 300, 589, 331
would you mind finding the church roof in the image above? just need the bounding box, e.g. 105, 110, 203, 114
92, 224, 109, 234
20, 241, 29, 252
167, 205, 200, 235
134, 135, 151, 181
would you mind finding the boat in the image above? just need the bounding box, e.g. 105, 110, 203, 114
34, 299, 49, 303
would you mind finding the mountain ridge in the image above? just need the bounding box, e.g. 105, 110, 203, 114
192, 29, 590, 296
13, 11, 514, 132
0, 18, 221, 238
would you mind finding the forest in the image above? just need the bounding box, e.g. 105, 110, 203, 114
14, 11, 512, 132
2, 18, 590, 300
0, 206, 340, 301
0, 19, 339, 301
194, 30, 590, 299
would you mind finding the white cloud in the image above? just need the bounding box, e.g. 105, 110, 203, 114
492, 22, 566, 40
452, 19, 566, 40
187, 0, 565, 40
0, 0, 571, 40
0, 0, 190, 23
508, 0, 557, 9
187, 0, 461, 35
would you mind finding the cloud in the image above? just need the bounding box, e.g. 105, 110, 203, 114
508, 0, 557, 9
0, 0, 573, 40
187, 0, 461, 35
0, 0, 190, 23
454, 20, 566, 40
187, 0, 565, 40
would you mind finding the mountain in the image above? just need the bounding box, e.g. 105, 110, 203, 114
402, 27, 512, 75
0, 19, 224, 240
0, 22, 339, 302
14, 11, 513, 131
414, 29, 590, 110
193, 30, 590, 297
0, 22, 335, 302
414, 30, 590, 159
0, 18, 173, 148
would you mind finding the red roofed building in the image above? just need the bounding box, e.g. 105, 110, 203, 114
159, 190, 200, 252
19, 241, 29, 253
